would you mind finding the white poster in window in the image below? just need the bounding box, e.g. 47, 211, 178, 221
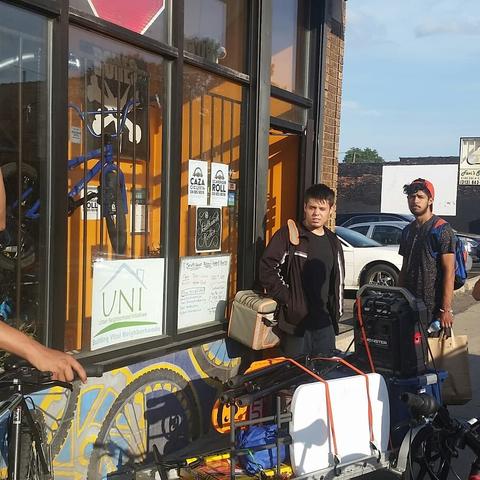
188, 160, 208, 206
91, 258, 165, 350
81, 185, 101, 221
210, 162, 229, 207
177, 254, 231, 329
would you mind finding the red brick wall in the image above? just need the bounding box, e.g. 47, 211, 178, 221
320, 3, 345, 227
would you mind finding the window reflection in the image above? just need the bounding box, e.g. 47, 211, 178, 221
70, 0, 171, 45
272, 0, 310, 96
180, 66, 244, 325
67, 27, 168, 351
0, 4, 49, 344
184, 0, 247, 72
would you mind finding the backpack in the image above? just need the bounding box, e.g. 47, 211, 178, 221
430, 217, 468, 290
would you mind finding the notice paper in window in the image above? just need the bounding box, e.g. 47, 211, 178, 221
188, 159, 208, 206
177, 254, 231, 329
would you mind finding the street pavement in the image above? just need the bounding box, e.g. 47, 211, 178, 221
335, 276, 480, 479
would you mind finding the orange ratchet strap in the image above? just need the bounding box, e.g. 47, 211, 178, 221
312, 356, 377, 453
274, 356, 340, 464
356, 297, 376, 373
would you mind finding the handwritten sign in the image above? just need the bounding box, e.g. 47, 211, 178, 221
195, 207, 222, 253
177, 254, 231, 329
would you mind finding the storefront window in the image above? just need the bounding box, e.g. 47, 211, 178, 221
70, 0, 172, 45
179, 66, 244, 331
67, 27, 169, 352
184, 0, 247, 73
0, 4, 50, 343
271, 0, 310, 96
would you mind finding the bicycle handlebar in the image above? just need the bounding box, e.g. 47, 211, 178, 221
402, 392, 480, 464
401, 392, 440, 417
0, 358, 104, 391
68, 94, 161, 139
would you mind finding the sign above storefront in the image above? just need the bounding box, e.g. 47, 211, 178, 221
87, 0, 165, 35
459, 137, 480, 185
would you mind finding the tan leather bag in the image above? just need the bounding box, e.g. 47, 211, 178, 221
228, 290, 280, 350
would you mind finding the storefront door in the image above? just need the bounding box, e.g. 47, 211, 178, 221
266, 128, 300, 242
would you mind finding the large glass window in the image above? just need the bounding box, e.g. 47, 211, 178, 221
67, 27, 169, 352
184, 0, 247, 73
70, 0, 172, 45
271, 0, 310, 96
179, 66, 244, 330
0, 4, 50, 344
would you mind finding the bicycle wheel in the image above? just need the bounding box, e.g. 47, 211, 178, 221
33, 381, 81, 458
0, 162, 37, 271
402, 425, 452, 480
101, 171, 127, 255
87, 368, 201, 480
13, 410, 52, 480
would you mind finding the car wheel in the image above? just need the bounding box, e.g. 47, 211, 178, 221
363, 264, 398, 287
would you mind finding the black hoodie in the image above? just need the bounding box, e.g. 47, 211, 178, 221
259, 222, 345, 336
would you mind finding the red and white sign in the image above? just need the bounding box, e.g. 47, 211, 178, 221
87, 0, 165, 35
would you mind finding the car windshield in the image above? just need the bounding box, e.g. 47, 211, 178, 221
335, 226, 382, 247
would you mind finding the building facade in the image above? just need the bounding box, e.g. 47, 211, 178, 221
0, 1, 345, 477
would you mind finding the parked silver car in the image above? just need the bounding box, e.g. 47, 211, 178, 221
347, 220, 478, 265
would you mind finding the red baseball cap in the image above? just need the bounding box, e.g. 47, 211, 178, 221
408, 178, 435, 200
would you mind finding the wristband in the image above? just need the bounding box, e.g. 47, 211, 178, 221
439, 307, 453, 314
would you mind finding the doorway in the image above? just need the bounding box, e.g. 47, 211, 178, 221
266, 129, 301, 242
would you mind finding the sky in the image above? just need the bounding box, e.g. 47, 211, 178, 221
339, 0, 480, 162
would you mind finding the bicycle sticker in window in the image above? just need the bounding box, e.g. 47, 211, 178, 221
195, 207, 221, 253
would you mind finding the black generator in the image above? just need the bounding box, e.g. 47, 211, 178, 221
353, 286, 429, 377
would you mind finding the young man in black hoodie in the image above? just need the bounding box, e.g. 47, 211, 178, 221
259, 183, 345, 356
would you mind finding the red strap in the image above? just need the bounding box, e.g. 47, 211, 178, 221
274, 356, 339, 459
313, 356, 375, 444
356, 297, 376, 373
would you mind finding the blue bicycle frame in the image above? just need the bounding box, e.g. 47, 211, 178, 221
16, 99, 134, 221
17, 142, 127, 221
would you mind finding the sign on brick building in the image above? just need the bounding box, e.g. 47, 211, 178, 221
459, 137, 480, 185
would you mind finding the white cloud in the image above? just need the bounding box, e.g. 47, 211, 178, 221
342, 100, 382, 117
415, 19, 480, 38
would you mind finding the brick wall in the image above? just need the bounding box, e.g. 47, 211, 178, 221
320, 1, 345, 227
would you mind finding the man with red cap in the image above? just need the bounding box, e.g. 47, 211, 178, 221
398, 178, 456, 332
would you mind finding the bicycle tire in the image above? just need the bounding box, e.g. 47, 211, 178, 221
35, 381, 81, 458
402, 425, 452, 480
0, 162, 37, 271
101, 171, 127, 255
13, 409, 53, 480
86, 368, 201, 480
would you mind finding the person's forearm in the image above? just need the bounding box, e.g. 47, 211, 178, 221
0, 321, 43, 362
441, 268, 455, 311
